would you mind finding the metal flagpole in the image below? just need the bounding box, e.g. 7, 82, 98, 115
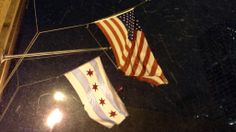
1, 47, 111, 62
39, 0, 148, 34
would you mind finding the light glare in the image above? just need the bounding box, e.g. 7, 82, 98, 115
229, 122, 234, 125
54, 91, 65, 101
46, 108, 63, 128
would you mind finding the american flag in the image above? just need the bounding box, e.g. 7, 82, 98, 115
64, 57, 128, 128
96, 10, 168, 86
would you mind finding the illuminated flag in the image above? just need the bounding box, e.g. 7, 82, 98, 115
96, 9, 168, 86
64, 57, 128, 128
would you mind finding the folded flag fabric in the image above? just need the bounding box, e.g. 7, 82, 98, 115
64, 57, 128, 128
96, 9, 168, 86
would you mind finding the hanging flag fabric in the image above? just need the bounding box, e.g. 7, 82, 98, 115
64, 57, 128, 128
96, 9, 168, 86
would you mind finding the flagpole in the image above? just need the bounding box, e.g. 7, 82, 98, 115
1, 47, 111, 62
93, 0, 148, 23
39, 0, 149, 34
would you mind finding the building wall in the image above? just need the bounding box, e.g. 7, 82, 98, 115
0, 0, 26, 97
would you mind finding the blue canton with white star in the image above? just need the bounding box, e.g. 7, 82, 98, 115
118, 10, 142, 41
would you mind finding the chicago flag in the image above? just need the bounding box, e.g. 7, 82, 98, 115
64, 57, 128, 128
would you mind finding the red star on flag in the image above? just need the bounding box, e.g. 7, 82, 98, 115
87, 69, 93, 77
99, 98, 105, 106
109, 110, 117, 118
92, 83, 98, 92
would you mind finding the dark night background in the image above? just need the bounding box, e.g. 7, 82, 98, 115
0, 0, 236, 131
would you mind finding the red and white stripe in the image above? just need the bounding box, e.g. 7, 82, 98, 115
96, 17, 168, 86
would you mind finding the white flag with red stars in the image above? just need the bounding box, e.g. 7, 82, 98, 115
64, 56, 128, 128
